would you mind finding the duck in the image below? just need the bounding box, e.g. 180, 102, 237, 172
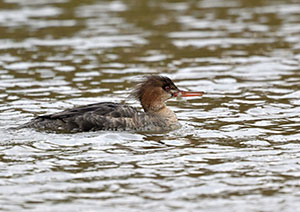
19, 75, 204, 132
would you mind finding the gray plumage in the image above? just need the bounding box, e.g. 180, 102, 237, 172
20, 102, 176, 132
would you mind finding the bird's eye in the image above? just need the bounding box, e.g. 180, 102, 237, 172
164, 85, 170, 91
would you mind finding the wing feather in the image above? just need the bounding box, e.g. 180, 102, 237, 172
23, 102, 141, 132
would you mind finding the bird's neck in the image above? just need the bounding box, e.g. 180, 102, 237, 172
140, 93, 178, 124
143, 103, 178, 125
154, 105, 178, 123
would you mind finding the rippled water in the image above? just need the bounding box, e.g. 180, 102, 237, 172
1, 0, 300, 211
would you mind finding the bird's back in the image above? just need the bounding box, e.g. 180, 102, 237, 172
21, 102, 143, 132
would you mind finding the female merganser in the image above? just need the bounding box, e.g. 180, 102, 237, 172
20, 75, 204, 132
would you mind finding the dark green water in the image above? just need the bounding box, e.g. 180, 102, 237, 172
0, 0, 300, 211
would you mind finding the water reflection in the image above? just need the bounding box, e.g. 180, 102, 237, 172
1, 0, 300, 211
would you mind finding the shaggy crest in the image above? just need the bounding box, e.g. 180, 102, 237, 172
131, 75, 178, 101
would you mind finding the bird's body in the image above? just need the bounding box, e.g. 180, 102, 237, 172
23, 102, 180, 132
19, 75, 203, 133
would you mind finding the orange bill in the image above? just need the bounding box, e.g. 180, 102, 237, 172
174, 90, 204, 97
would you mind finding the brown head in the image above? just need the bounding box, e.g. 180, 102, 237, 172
131, 75, 204, 112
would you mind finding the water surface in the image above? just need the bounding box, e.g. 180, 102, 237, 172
0, 0, 300, 211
